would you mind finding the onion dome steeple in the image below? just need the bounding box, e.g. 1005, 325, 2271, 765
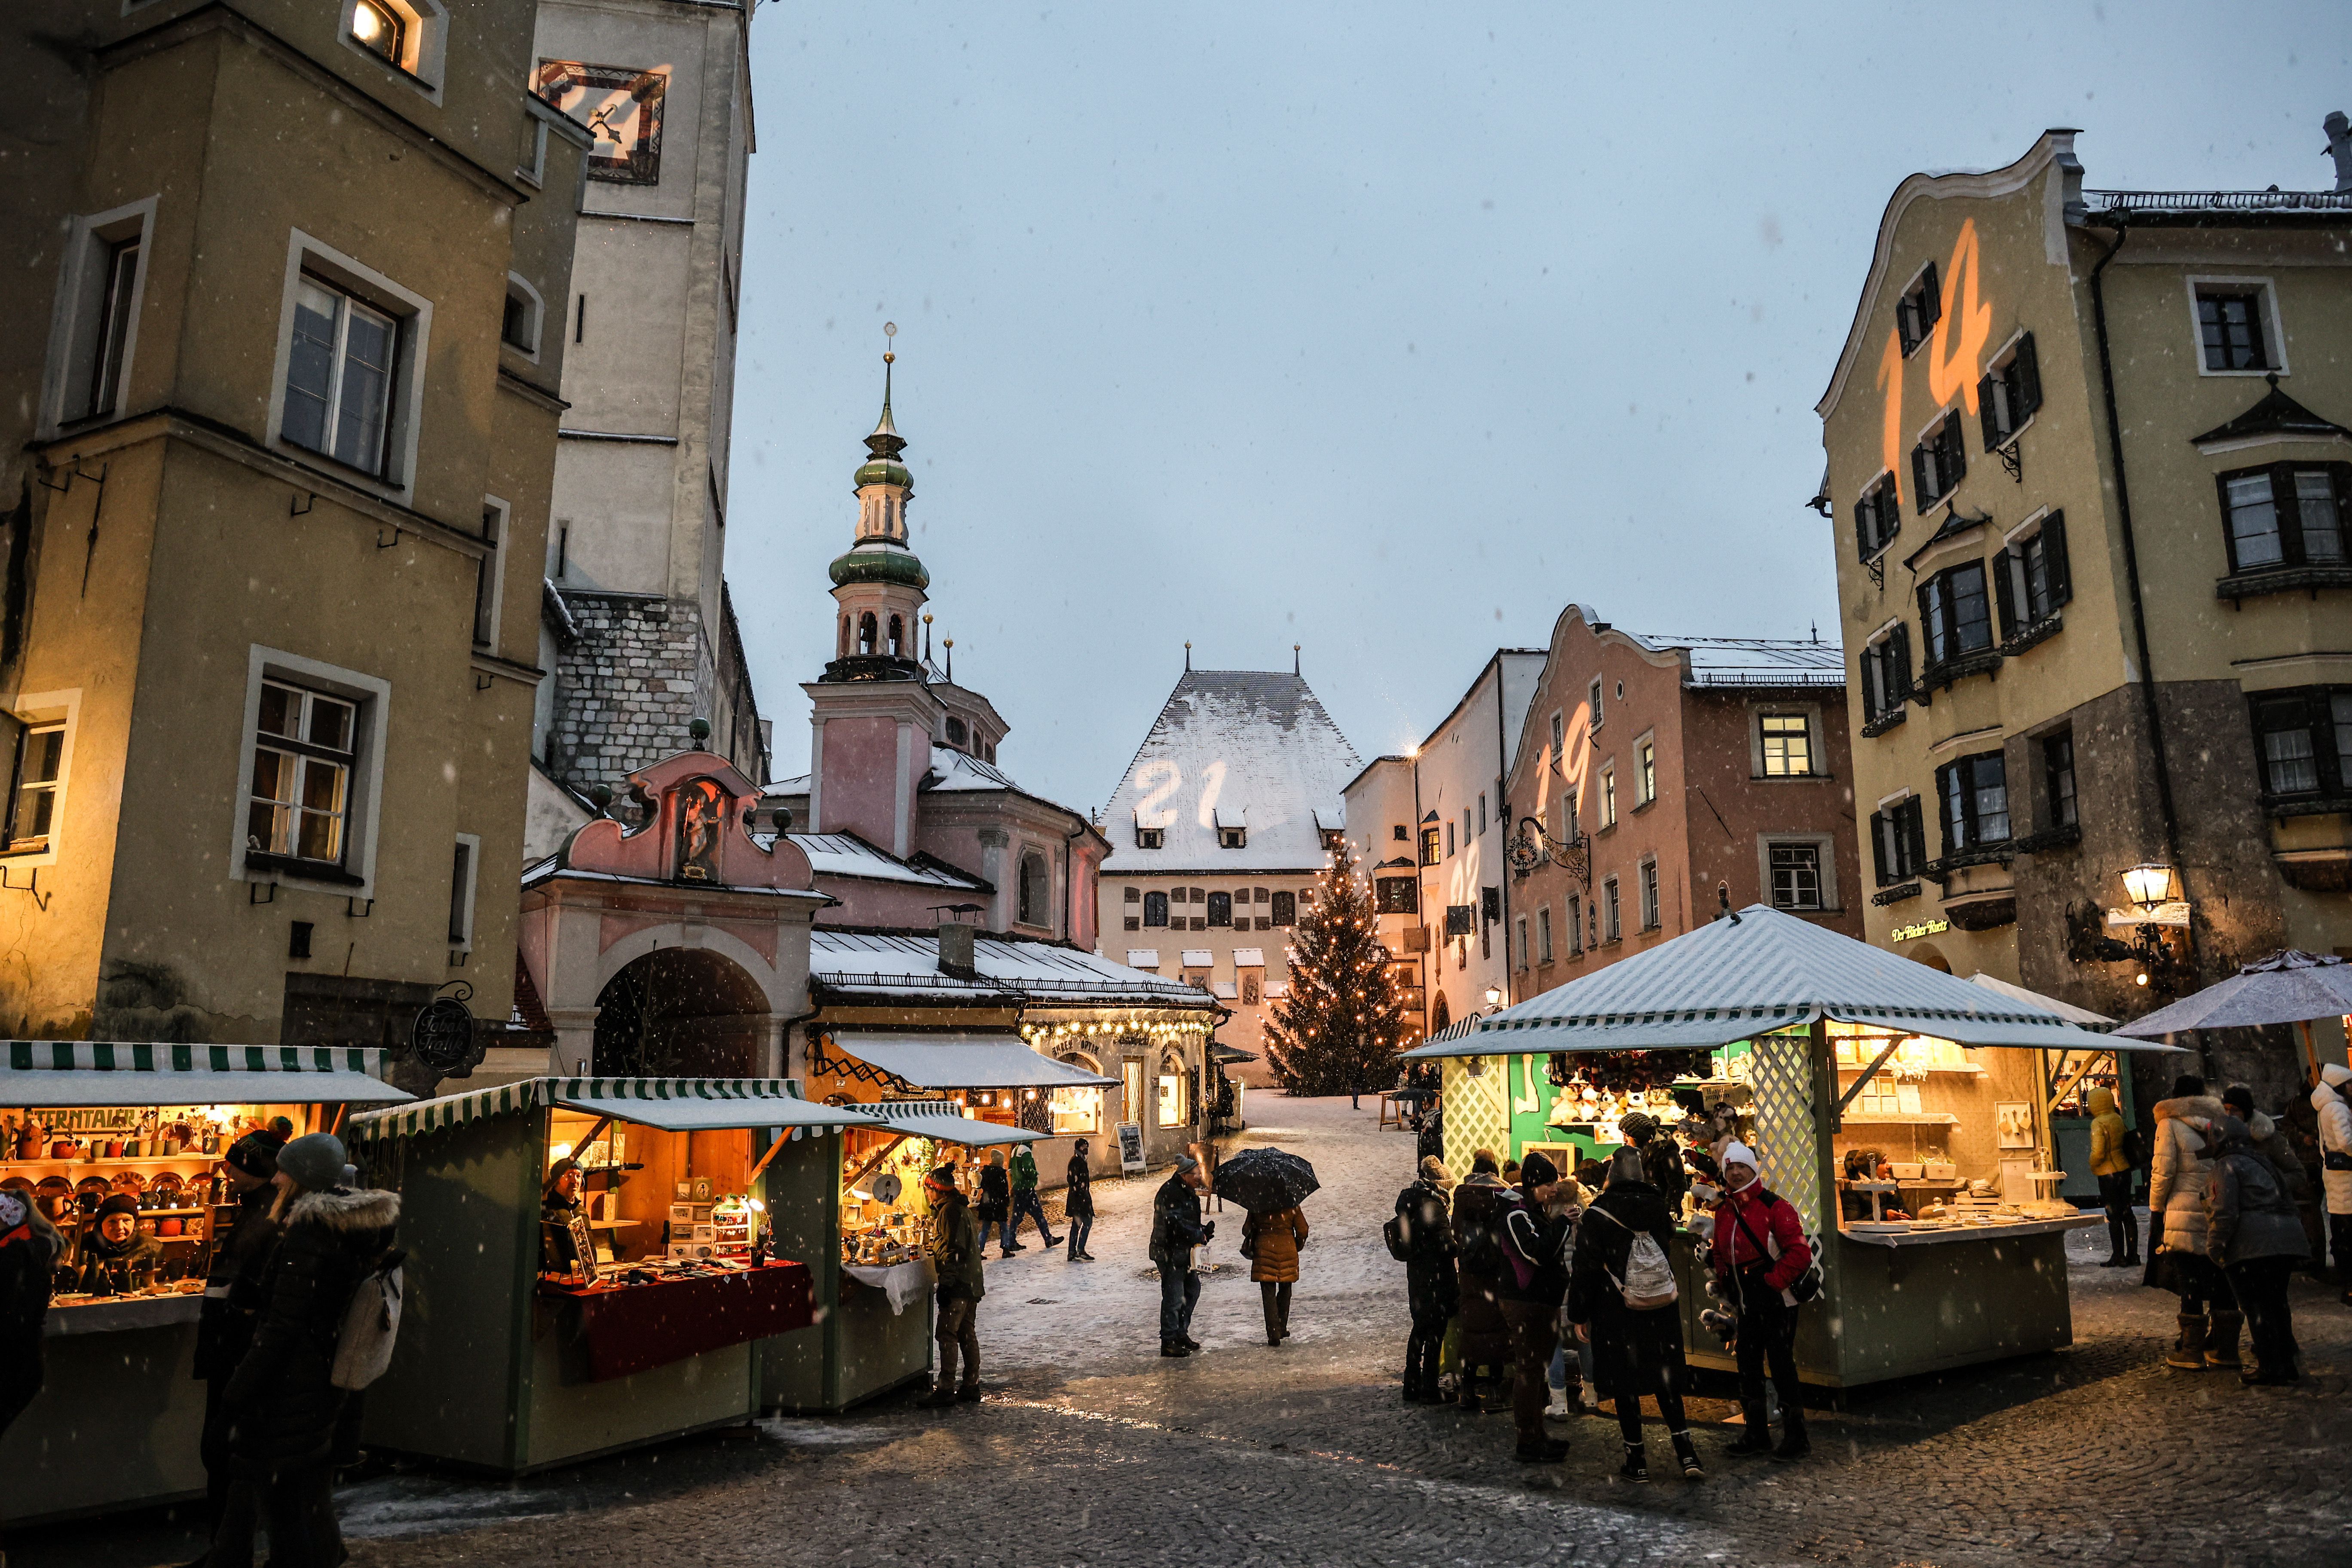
823, 327, 931, 681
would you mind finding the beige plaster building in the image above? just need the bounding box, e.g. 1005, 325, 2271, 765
1817, 128, 2352, 1103
526, 0, 767, 837
0, 0, 586, 1083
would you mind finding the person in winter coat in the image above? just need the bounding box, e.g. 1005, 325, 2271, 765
193, 1132, 285, 1540
220, 1133, 398, 1568
1709, 1141, 1811, 1460
1007, 1144, 1061, 1251
919, 1165, 986, 1407
1245, 1206, 1308, 1345
2147, 1075, 2237, 1370
1395, 1157, 1458, 1403
2220, 1087, 2309, 1201
0, 1187, 61, 1438
1449, 1151, 1513, 1413
975, 1149, 1015, 1257
2310, 1064, 2352, 1300
1063, 1141, 1096, 1261
2202, 1113, 2309, 1385
1497, 1152, 1574, 1464
1616, 1112, 1688, 1213
1570, 1147, 1700, 1483
1149, 1155, 1212, 1356
2086, 1088, 2138, 1267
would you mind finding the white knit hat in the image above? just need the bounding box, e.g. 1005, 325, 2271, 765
1720, 1140, 1759, 1170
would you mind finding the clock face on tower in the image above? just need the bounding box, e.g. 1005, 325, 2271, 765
534, 61, 668, 185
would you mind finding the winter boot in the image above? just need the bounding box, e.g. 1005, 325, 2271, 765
1616, 1442, 1650, 1483
2165, 1312, 2208, 1370
916, 1384, 957, 1408
1161, 1340, 1191, 1358
2204, 1309, 2245, 1370
1671, 1430, 1705, 1479
1544, 1385, 1573, 1421
1726, 1409, 1774, 1457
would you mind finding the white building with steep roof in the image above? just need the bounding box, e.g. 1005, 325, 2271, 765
1096, 665, 1361, 1082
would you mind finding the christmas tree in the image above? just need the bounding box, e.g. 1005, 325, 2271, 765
1264, 837, 1410, 1097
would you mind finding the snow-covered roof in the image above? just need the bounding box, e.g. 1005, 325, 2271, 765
766, 773, 811, 796
520, 853, 828, 901
808, 928, 1213, 1008
1100, 671, 1359, 874
1625, 632, 1844, 688
2082, 188, 2352, 217
1126, 948, 1162, 968
781, 833, 988, 890
1232, 947, 1265, 967
924, 745, 1020, 792
1180, 949, 1214, 967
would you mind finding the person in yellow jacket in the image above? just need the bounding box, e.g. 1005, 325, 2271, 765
2089, 1087, 2139, 1268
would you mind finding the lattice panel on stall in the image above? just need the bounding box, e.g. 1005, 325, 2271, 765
1443, 1056, 1509, 1176
1748, 1031, 1822, 1234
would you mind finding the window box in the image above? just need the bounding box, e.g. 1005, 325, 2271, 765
1870, 882, 1923, 907
244, 851, 367, 887
1860, 708, 1909, 739
2217, 564, 2352, 601
2011, 823, 2083, 854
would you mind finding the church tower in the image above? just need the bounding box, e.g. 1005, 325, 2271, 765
803, 346, 947, 855
823, 351, 930, 681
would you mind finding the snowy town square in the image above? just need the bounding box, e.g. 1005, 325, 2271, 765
3, 5, 2352, 1568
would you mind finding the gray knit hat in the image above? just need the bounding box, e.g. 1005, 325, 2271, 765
276, 1133, 348, 1193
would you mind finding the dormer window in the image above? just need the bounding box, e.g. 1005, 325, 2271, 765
945, 716, 968, 747
1319, 828, 1344, 851
1136, 826, 1165, 849
1219, 826, 1246, 849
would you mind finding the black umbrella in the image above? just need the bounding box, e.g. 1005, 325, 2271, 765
1215, 1147, 1318, 1213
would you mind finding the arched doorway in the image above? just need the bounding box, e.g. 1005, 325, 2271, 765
593, 948, 770, 1077
1431, 991, 1451, 1033
1903, 942, 1953, 974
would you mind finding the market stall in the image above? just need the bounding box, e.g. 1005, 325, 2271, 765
1407, 907, 2187, 1389
772, 1025, 1115, 1412
0, 1042, 409, 1527
350, 1076, 876, 1474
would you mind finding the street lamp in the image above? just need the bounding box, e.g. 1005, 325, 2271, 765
2122, 862, 2175, 912
1483, 984, 1504, 1014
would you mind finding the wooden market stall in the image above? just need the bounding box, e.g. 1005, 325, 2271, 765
349, 1076, 878, 1474
761, 1030, 1117, 1413
1407, 907, 2187, 1390
0, 1042, 410, 1527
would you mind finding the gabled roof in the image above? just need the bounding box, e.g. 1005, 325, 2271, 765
2189, 377, 2352, 452
1405, 905, 2177, 1058
1100, 671, 1360, 873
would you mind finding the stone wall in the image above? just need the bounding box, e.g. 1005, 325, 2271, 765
545, 590, 713, 796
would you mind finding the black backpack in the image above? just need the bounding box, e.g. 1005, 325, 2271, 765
2121, 1126, 2147, 1168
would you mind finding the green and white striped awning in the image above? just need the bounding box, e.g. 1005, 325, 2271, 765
870, 1099, 1045, 1147
348, 1076, 883, 1142
0, 1041, 406, 1108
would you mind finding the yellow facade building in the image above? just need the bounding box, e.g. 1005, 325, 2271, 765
1817, 129, 2352, 1099
0, 0, 587, 1083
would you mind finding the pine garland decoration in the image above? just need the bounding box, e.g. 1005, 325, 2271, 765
1264, 837, 1409, 1097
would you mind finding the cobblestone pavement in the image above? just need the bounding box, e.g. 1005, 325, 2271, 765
26, 1096, 2352, 1568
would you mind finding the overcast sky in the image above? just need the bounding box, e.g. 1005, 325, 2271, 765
729, 2, 2345, 815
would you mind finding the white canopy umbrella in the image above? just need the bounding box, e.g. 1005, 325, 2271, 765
1405, 905, 2174, 1059
2112, 950, 2352, 1081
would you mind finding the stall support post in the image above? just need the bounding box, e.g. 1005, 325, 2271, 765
503, 1102, 551, 1470
1807, 1018, 1838, 1241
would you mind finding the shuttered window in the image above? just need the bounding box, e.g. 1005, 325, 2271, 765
1896, 263, 1941, 356
1918, 562, 1993, 666
2216, 463, 2349, 575
1862, 624, 1914, 723
1978, 333, 2043, 449
1936, 751, 2012, 852
1994, 512, 2073, 639
1867, 797, 1926, 886
1910, 410, 1968, 512
1853, 473, 1901, 560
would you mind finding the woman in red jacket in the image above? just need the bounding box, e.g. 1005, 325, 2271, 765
1708, 1141, 1811, 1460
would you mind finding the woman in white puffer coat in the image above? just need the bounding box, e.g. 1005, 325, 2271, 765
2146, 1074, 2234, 1369
2312, 1063, 2352, 1303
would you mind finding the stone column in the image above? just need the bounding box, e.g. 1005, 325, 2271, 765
548, 1007, 600, 1075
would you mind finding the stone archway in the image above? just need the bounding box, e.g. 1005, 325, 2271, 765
592, 947, 771, 1078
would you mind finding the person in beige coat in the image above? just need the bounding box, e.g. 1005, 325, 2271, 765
2146, 1075, 2238, 1370
1245, 1207, 1308, 1346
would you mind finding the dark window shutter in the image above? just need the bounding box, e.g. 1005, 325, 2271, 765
1943, 413, 1967, 487
1911, 442, 1932, 513
1891, 624, 1912, 701
1992, 547, 2018, 641
1915, 582, 1940, 662
1978, 373, 2000, 449
2042, 512, 2072, 608
1902, 798, 1927, 872
2013, 334, 2041, 419
1868, 811, 1889, 886
1853, 495, 1871, 562
1920, 263, 1941, 333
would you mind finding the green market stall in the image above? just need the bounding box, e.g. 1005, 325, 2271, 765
349, 1076, 878, 1473
0, 1043, 409, 1527
1407, 907, 2187, 1390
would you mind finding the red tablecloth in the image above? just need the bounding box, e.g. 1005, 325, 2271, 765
543, 1262, 814, 1382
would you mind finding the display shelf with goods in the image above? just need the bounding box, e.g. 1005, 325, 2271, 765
0, 1044, 410, 1527
350, 1077, 873, 1474
1407, 906, 2188, 1389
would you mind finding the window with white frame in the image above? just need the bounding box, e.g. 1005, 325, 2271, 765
1853, 472, 1901, 561
343, 0, 449, 93
1638, 859, 1659, 930
501, 274, 543, 358
1635, 736, 1657, 805
1896, 261, 1941, 356
284, 277, 400, 476
1979, 333, 2042, 448
1514, 915, 1529, 971
1600, 762, 1617, 826
43, 199, 156, 435
1588, 677, 1605, 730
1603, 877, 1621, 941
1910, 409, 1967, 512
474, 499, 508, 649
248, 681, 359, 868
1550, 710, 1565, 756
235, 650, 388, 890
1537, 904, 1553, 964
7, 724, 66, 853
1862, 623, 1912, 725
448, 833, 480, 949
1768, 843, 1823, 910
1996, 511, 2073, 634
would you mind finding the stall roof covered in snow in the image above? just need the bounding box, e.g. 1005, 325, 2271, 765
1100, 670, 1359, 874
808, 927, 1215, 1008
1634, 632, 1844, 689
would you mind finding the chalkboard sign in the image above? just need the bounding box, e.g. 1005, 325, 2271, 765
1115, 1121, 1146, 1174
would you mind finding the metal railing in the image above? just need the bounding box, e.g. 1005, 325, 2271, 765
2084, 189, 2352, 214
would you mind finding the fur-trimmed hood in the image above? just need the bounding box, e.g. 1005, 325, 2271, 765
288, 1186, 400, 1233
2153, 1094, 2226, 1124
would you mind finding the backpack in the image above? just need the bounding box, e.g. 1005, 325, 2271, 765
1459, 1211, 1507, 1279
331, 1252, 405, 1392
1586, 1203, 1678, 1311
1382, 1213, 1413, 1261
2121, 1126, 2147, 1169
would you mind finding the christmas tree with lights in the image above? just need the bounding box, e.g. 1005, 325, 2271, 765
1265, 837, 1409, 1097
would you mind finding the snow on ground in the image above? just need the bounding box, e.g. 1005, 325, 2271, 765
981, 1094, 1418, 1366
